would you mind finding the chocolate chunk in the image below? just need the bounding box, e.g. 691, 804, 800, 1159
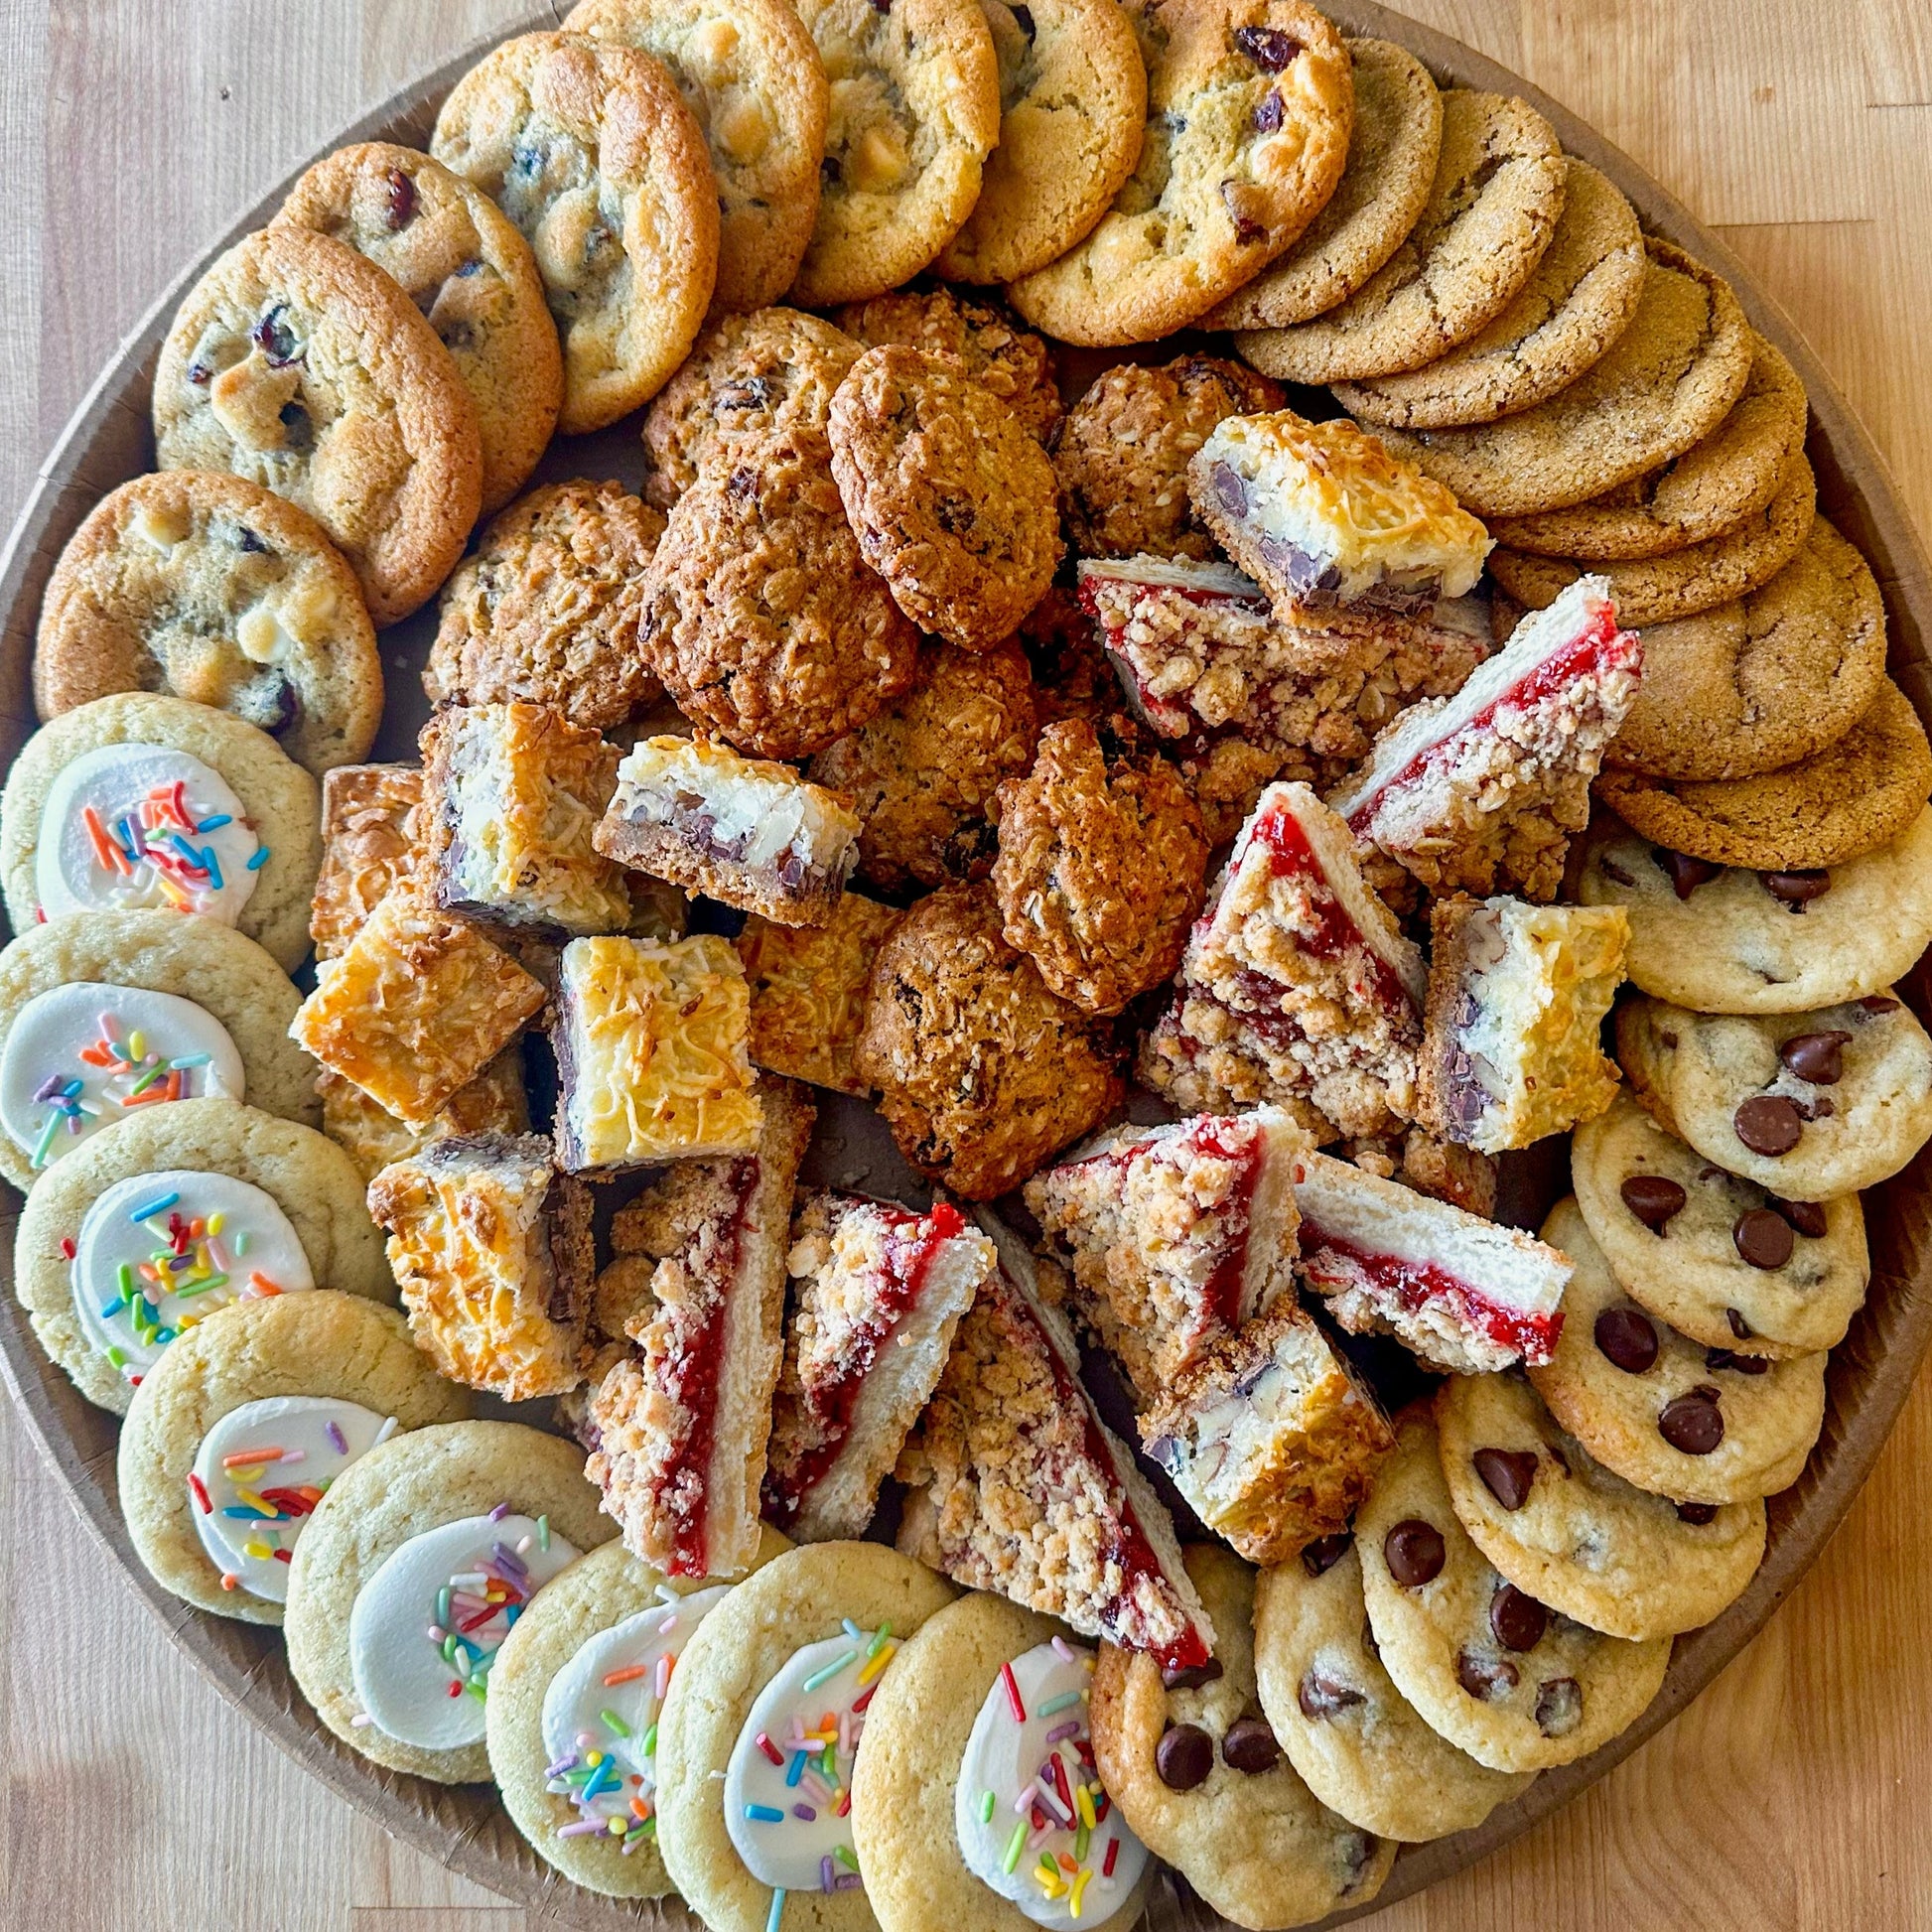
1860, 995, 1901, 1014
1233, 24, 1303, 68
1382, 1519, 1446, 1587
1658, 1387, 1725, 1454
1780, 1030, 1852, 1084
1221, 1715, 1283, 1773
1472, 1447, 1540, 1511
1706, 1346, 1770, 1377
252, 302, 300, 367
1210, 461, 1248, 518
1726, 1307, 1752, 1338
1455, 1648, 1519, 1701
1252, 88, 1284, 132
1733, 1094, 1803, 1156
384, 167, 417, 229
1535, 1676, 1583, 1736
278, 399, 313, 451
1775, 1198, 1829, 1239
1490, 1583, 1550, 1652
1155, 1722, 1214, 1790
1620, 1173, 1687, 1232
1677, 1501, 1720, 1525
1658, 849, 1721, 898
1732, 1206, 1794, 1271
1593, 1306, 1659, 1374
1300, 1533, 1351, 1578
1601, 857, 1636, 887
1161, 1656, 1224, 1692
1297, 1669, 1365, 1721
1011, 2, 1035, 33
1762, 869, 1831, 909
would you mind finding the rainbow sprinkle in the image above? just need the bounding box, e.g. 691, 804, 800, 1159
74, 782, 263, 913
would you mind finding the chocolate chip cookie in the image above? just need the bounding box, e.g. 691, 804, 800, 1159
1532, 1198, 1828, 1506
1009, 0, 1355, 345
432, 31, 721, 434
424, 479, 665, 731
274, 142, 562, 513
827, 345, 1063, 652
1236, 89, 1567, 384
153, 225, 482, 628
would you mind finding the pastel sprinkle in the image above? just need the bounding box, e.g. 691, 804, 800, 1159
834, 1845, 859, 1873
1000, 1661, 1026, 1724
1037, 1690, 1084, 1718
605, 1663, 650, 1688
600, 1709, 631, 1738
800, 1649, 857, 1696
865, 1621, 894, 1659
325, 1422, 347, 1453
792, 1805, 816, 1822
129, 1191, 179, 1222
745, 1803, 785, 1824
1051, 1636, 1076, 1663
1045, 1720, 1080, 1745
765, 1890, 785, 1932
756, 1730, 784, 1766
246, 845, 271, 871
979, 1789, 996, 1825
1003, 1820, 1028, 1873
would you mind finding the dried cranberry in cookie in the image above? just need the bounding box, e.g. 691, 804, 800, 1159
1328, 576, 1642, 900
1293, 1146, 1572, 1373
1138, 780, 1427, 1141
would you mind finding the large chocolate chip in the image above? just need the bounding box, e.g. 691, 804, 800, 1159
1011, 2, 1035, 32
1162, 1656, 1224, 1692
1211, 460, 1248, 517
1601, 856, 1637, 886
1301, 1533, 1351, 1578
1593, 1306, 1659, 1375
1155, 1722, 1214, 1791
1775, 1197, 1829, 1239
252, 303, 300, 367
1780, 1031, 1852, 1084
1658, 1387, 1725, 1454
1490, 1583, 1550, 1652
1677, 1501, 1720, 1525
1762, 870, 1831, 909
1726, 1307, 1753, 1338
1222, 1716, 1282, 1773
1620, 1173, 1687, 1232
1733, 1094, 1803, 1157
1706, 1346, 1770, 1377
1383, 1519, 1446, 1587
1232, 24, 1303, 68
1297, 1670, 1365, 1722
1535, 1677, 1583, 1736
1472, 1447, 1540, 1511
1860, 995, 1902, 1014
1456, 1648, 1519, 1701
1658, 849, 1721, 898
1732, 1206, 1794, 1271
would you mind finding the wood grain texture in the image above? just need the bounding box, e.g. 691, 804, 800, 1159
2, 2, 1930, 1928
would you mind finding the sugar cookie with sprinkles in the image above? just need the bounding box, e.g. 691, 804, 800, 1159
283, 1420, 617, 1782
655, 1539, 956, 1932
117, 1290, 471, 1624
12, 1097, 390, 1416
486, 1526, 790, 1897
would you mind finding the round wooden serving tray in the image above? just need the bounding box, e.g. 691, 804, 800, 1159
2, 5, 1929, 1927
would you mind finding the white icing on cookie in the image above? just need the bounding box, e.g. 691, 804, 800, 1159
726, 1627, 897, 1894
348, 1512, 580, 1752
190, 1395, 390, 1602
540, 1584, 731, 1850
35, 743, 264, 924
0, 982, 243, 1172
955, 1641, 1148, 1927
70, 1170, 315, 1384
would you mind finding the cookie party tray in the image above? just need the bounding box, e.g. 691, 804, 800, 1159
2, 2, 1930, 1928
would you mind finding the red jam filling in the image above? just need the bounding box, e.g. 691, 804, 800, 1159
1300, 1222, 1565, 1364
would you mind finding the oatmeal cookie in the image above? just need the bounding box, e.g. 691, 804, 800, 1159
827, 345, 1063, 653
274, 141, 562, 513
563, 0, 828, 316
638, 306, 863, 510
808, 639, 1037, 891
34, 471, 381, 777
152, 224, 482, 627
789, 0, 1002, 306
424, 479, 665, 732
432, 31, 720, 434
992, 718, 1207, 1015
1053, 354, 1284, 563
857, 883, 1124, 1198
1009, 0, 1354, 344
640, 428, 920, 759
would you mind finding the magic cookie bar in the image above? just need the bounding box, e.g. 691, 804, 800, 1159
318, 1048, 529, 1183
310, 761, 424, 960
736, 892, 903, 1096
367, 1131, 593, 1402
596, 734, 861, 926
551, 934, 761, 1173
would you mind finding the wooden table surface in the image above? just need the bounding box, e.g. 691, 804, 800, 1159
4, 2, 1931, 1927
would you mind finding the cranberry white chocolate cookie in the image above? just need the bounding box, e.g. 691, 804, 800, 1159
762, 1193, 996, 1543
1025, 1106, 1311, 1395
1328, 576, 1642, 900
1138, 780, 1427, 1141
1294, 1147, 1572, 1374
736, 894, 903, 1095
586, 1078, 813, 1579
1417, 896, 1628, 1154
596, 734, 862, 926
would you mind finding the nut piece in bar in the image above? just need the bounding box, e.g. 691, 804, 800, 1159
367, 1131, 592, 1402
317, 1048, 529, 1183
552, 934, 761, 1174
594, 734, 861, 927
310, 761, 424, 961
736, 893, 903, 1097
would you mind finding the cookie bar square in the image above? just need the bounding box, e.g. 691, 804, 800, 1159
552, 934, 760, 1173
291, 886, 547, 1127
595, 735, 863, 927
311, 761, 424, 961
762, 1192, 995, 1544
318, 1047, 529, 1182
1294, 1148, 1572, 1373
1419, 897, 1629, 1154
420, 702, 632, 938
736, 892, 903, 1096
1139, 780, 1426, 1140
367, 1131, 593, 1402
896, 1221, 1215, 1674
586, 1078, 814, 1579
1188, 411, 1492, 618
1328, 577, 1643, 900
1024, 1106, 1311, 1396
1140, 1300, 1395, 1565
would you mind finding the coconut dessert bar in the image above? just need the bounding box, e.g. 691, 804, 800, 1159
310, 761, 424, 961
318, 1047, 529, 1183
761, 1192, 996, 1543
1418, 896, 1630, 1154
595, 734, 863, 927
